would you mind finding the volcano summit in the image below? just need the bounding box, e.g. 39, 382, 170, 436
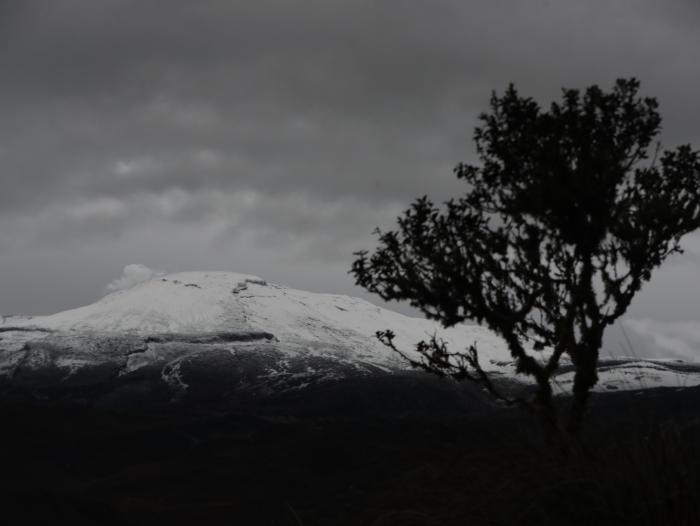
0, 271, 698, 413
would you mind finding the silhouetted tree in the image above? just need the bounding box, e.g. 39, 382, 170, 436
351, 79, 700, 436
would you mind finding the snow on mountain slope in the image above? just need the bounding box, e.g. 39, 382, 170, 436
2, 271, 512, 370
2, 271, 700, 404
20, 272, 262, 334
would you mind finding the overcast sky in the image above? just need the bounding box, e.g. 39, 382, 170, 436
2, 0, 700, 359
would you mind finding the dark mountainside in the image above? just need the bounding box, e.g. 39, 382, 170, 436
2, 272, 700, 524
2, 380, 700, 526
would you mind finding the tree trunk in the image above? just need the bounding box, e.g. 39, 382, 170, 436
532, 375, 566, 448
567, 347, 599, 436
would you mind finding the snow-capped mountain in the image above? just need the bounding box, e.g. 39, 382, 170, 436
1, 271, 699, 411
3, 271, 508, 361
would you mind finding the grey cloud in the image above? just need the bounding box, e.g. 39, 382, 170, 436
619, 319, 700, 361
106, 263, 164, 292
2, 0, 700, 342
10, 187, 403, 263
3, 0, 700, 213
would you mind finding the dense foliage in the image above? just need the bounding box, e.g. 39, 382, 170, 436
352, 79, 700, 433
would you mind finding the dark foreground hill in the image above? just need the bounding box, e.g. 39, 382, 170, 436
3, 272, 700, 524
1, 381, 700, 526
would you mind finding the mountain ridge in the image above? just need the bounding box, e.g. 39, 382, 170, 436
0, 271, 699, 411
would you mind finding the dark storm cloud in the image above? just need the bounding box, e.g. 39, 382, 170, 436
4, 0, 700, 214
2, 0, 700, 349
